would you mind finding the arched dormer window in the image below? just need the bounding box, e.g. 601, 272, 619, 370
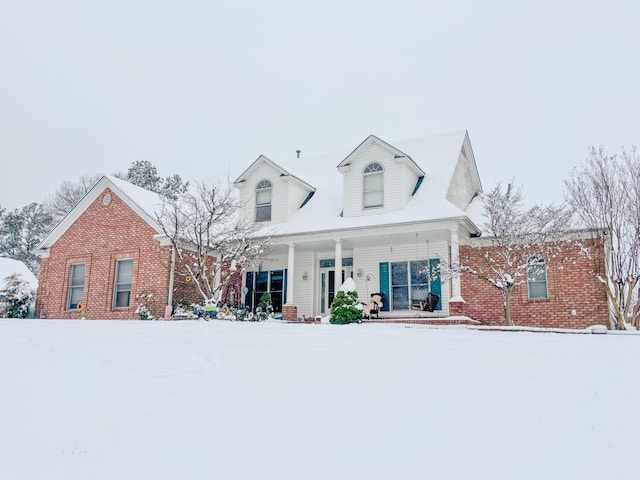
255, 180, 272, 222
527, 256, 548, 300
363, 162, 384, 208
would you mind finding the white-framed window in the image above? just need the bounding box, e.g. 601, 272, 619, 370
113, 259, 133, 308
363, 162, 384, 208
255, 180, 272, 222
67, 263, 85, 310
527, 256, 548, 300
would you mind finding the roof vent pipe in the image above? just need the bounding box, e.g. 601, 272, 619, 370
296, 149, 301, 159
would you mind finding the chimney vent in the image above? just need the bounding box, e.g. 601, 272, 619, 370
296, 149, 301, 159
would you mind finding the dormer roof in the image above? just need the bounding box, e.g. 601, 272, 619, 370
337, 134, 425, 177
232, 154, 315, 192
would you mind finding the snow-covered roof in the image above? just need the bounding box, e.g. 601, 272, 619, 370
36, 175, 165, 253
246, 130, 482, 237
233, 155, 316, 192
0, 258, 38, 288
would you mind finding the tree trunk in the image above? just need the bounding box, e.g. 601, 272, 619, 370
504, 292, 514, 326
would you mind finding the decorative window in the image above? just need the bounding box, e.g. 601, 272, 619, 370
527, 256, 548, 300
255, 180, 272, 222
113, 259, 133, 308
67, 263, 85, 310
363, 162, 384, 208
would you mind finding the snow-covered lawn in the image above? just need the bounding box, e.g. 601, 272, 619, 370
1, 320, 638, 480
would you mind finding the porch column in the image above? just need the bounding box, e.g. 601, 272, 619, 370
450, 229, 462, 298
448, 228, 465, 316
286, 243, 295, 304
334, 239, 343, 287
282, 243, 298, 321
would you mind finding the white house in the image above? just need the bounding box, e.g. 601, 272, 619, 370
233, 130, 483, 319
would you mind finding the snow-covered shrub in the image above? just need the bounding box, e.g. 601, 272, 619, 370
0, 273, 35, 318
134, 293, 155, 320
255, 292, 273, 321
330, 290, 363, 324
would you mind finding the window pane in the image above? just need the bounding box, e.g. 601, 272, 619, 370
528, 281, 548, 299
391, 262, 408, 287
364, 173, 383, 190
71, 264, 85, 285
364, 191, 384, 208
410, 261, 428, 285
116, 259, 133, 283
270, 270, 283, 291
256, 205, 271, 222
392, 286, 409, 310
411, 285, 428, 300
255, 271, 268, 291
256, 189, 271, 205
114, 291, 131, 308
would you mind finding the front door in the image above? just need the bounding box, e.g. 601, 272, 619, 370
319, 267, 353, 314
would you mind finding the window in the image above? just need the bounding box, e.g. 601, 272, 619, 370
255, 180, 272, 222
67, 263, 85, 310
391, 261, 428, 310
245, 269, 286, 312
113, 259, 133, 308
527, 256, 548, 300
363, 162, 384, 208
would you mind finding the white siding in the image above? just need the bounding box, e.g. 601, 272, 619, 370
292, 250, 314, 317
342, 141, 419, 217
446, 152, 477, 210
236, 161, 311, 225
287, 181, 311, 218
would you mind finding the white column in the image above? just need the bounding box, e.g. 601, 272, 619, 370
334, 239, 343, 287
286, 243, 295, 304
450, 228, 462, 299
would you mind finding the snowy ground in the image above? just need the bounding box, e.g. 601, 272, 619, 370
0, 320, 638, 480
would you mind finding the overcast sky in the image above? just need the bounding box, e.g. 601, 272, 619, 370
1, 0, 638, 212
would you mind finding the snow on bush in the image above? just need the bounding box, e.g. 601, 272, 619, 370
0, 273, 35, 318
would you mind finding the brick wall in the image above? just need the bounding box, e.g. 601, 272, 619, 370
35, 187, 200, 320
456, 239, 609, 329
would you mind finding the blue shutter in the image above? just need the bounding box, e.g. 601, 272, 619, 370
379, 262, 390, 311
429, 259, 442, 310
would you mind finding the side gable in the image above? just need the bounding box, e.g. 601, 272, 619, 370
445, 132, 483, 211
36, 176, 164, 257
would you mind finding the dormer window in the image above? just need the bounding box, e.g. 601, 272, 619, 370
255, 180, 272, 222
363, 162, 384, 208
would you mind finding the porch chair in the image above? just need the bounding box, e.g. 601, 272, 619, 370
363, 293, 384, 320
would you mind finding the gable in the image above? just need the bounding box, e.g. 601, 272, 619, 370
36, 176, 164, 256
445, 134, 483, 210
234, 155, 315, 225
339, 136, 424, 217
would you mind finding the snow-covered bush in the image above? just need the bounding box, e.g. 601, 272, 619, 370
255, 292, 273, 321
0, 273, 35, 318
330, 290, 363, 324
134, 293, 155, 320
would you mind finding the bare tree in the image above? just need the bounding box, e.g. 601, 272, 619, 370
565, 146, 640, 330
44, 174, 102, 224
441, 182, 572, 326
155, 181, 271, 304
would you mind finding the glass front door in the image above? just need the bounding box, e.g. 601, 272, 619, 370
320, 267, 353, 314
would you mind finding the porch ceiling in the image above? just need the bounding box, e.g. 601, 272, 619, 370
269, 227, 453, 254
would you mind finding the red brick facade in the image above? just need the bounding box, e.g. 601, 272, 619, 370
35, 187, 200, 320
454, 239, 609, 329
